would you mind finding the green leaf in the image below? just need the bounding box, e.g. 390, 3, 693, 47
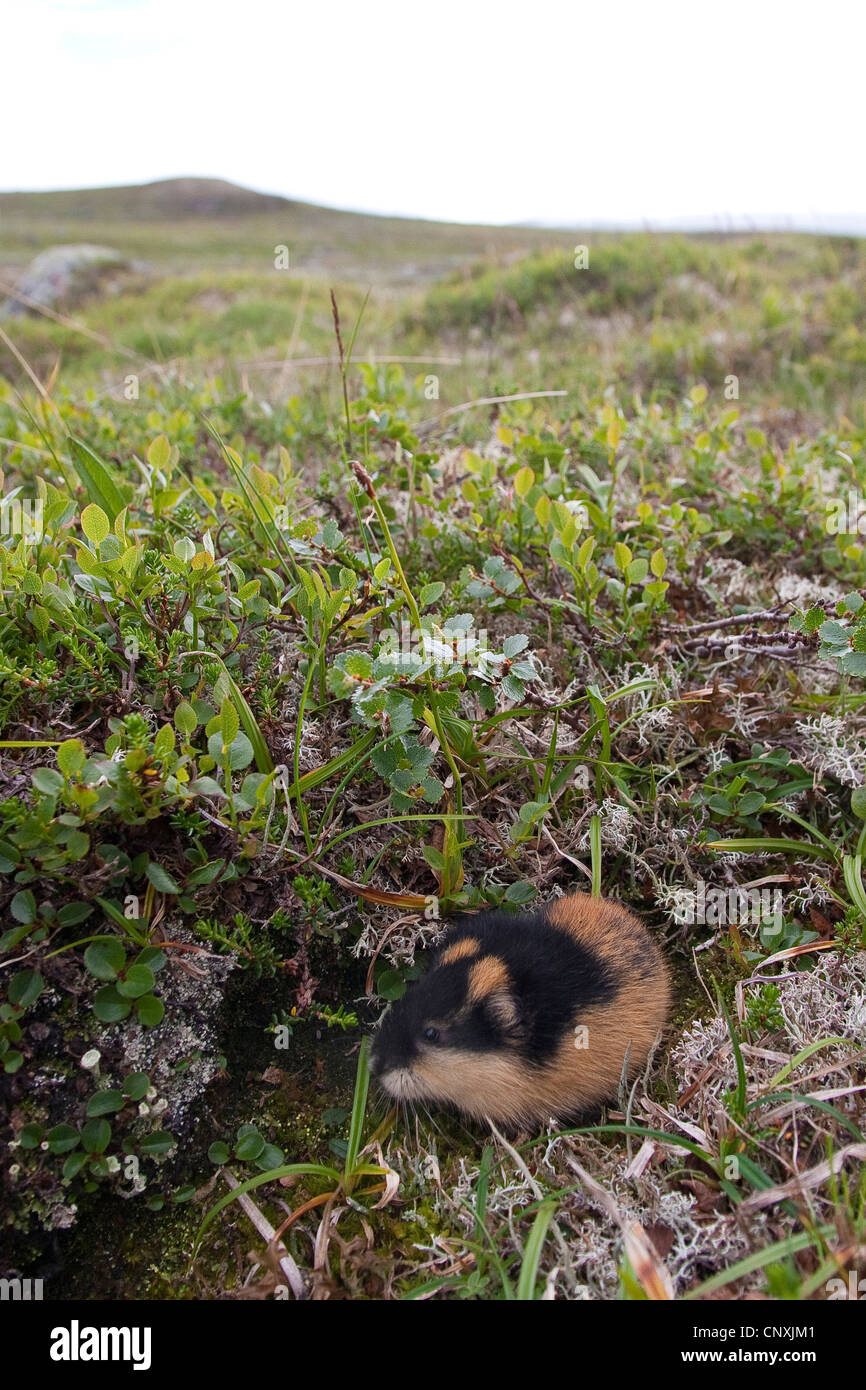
10, 890, 36, 925
706, 837, 837, 863
514, 466, 535, 498
80, 503, 110, 546
135, 947, 167, 973
255, 1143, 286, 1171
185, 859, 225, 887
501, 674, 526, 702
421, 844, 445, 872
135, 994, 164, 1028
8, 969, 43, 1008
818, 620, 849, 647
842, 855, 866, 919
84, 937, 126, 981
373, 557, 391, 582
92, 985, 131, 1023
419, 582, 445, 609
650, 548, 667, 578
376, 969, 406, 1001
235, 1131, 265, 1162
839, 651, 866, 677
57, 738, 86, 778
32, 767, 64, 796
802, 605, 826, 632
193, 1161, 343, 1254
643, 579, 666, 601
220, 699, 240, 748
95, 895, 136, 930
344, 1035, 371, 1182
420, 775, 444, 803
614, 541, 632, 572
47, 1123, 80, 1154
81, 1118, 111, 1154
208, 1141, 230, 1165
63, 1152, 89, 1180
503, 881, 538, 904
322, 1107, 348, 1126
65, 830, 90, 861
147, 434, 171, 471
174, 701, 198, 737
626, 558, 648, 584
189, 776, 224, 796
122, 1072, 151, 1101
153, 724, 175, 759
851, 788, 866, 821
207, 731, 254, 771
139, 1130, 175, 1156
86, 1090, 125, 1117
57, 901, 93, 927
116, 964, 155, 999
203, 656, 273, 774
0, 837, 21, 873
145, 862, 180, 894
576, 536, 595, 569
502, 634, 529, 658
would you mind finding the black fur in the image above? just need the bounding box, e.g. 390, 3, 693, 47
370, 903, 620, 1074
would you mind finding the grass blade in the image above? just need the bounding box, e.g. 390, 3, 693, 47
193, 1162, 342, 1255
516, 1198, 557, 1299
706, 837, 837, 863
69, 436, 127, 521
344, 1035, 371, 1188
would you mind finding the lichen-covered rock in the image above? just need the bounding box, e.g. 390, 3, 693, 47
2, 920, 236, 1235
0, 244, 147, 318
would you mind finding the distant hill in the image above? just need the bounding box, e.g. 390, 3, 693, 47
0, 177, 571, 282
0, 177, 301, 222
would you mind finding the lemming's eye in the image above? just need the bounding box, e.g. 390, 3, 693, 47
423, 1026, 440, 1043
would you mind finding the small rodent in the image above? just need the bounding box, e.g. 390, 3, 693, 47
369, 892, 670, 1130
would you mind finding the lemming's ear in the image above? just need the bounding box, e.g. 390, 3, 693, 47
486, 989, 524, 1038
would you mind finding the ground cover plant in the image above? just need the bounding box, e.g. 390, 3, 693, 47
1, 194, 865, 1299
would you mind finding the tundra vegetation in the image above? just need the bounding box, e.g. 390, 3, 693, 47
0, 183, 864, 1299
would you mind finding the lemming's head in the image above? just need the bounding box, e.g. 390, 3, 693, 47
369, 937, 525, 1112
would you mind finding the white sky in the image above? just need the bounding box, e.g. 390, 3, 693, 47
3, 0, 864, 227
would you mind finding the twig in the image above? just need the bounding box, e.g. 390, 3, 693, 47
661, 605, 792, 635
221, 1169, 306, 1298
415, 389, 568, 438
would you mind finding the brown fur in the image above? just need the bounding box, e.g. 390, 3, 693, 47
467, 956, 511, 1002
375, 892, 671, 1129
547, 893, 653, 965
439, 937, 480, 966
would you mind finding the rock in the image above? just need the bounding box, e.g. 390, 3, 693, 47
0, 244, 147, 319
